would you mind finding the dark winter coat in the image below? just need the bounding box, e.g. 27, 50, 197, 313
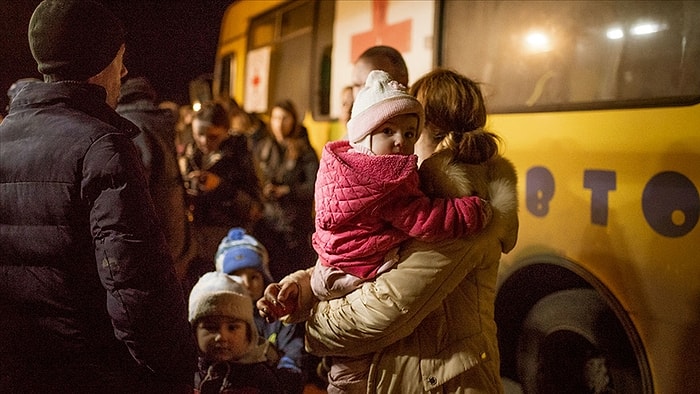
255, 132, 318, 237
0, 81, 197, 392
195, 360, 283, 394
117, 95, 196, 279
184, 135, 263, 228
254, 312, 305, 393
253, 132, 319, 278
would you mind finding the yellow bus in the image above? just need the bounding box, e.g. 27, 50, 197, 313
212, 1, 700, 392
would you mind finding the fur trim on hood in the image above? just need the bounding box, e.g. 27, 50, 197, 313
419, 149, 519, 252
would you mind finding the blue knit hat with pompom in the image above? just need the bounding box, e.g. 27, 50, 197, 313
215, 228, 273, 282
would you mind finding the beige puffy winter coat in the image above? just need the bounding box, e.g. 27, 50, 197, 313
282, 150, 519, 393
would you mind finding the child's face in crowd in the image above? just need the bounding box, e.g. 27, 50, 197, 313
369, 113, 418, 155
196, 316, 250, 363
234, 267, 265, 300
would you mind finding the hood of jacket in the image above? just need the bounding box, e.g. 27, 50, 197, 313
419, 148, 519, 253
315, 140, 418, 230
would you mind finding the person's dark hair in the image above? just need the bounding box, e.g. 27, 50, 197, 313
271, 99, 299, 130
194, 101, 230, 129
410, 68, 500, 165
118, 76, 157, 104
357, 46, 409, 87
270, 99, 309, 160
216, 95, 244, 117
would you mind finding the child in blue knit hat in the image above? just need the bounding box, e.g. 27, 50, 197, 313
216, 228, 310, 394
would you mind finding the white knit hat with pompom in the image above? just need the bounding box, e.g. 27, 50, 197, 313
346, 70, 423, 147
188, 272, 257, 345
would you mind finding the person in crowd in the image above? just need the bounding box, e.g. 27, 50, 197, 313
352, 45, 409, 99
306, 70, 493, 392
215, 228, 308, 394
117, 76, 198, 281
158, 99, 180, 122
175, 103, 195, 158
221, 96, 269, 150
337, 45, 409, 143
253, 99, 319, 281
189, 271, 284, 394
182, 101, 263, 265
312, 44, 414, 383
338, 85, 354, 126
337, 85, 354, 139
258, 68, 519, 393
0, 0, 197, 392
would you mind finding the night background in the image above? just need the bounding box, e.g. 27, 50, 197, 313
1, 0, 233, 113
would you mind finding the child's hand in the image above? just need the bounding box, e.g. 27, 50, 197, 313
257, 282, 299, 323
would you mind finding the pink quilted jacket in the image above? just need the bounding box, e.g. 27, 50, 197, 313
312, 140, 486, 279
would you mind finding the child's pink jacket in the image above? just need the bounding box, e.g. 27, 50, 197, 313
312, 140, 485, 279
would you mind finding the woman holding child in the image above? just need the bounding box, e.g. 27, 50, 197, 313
259, 68, 519, 393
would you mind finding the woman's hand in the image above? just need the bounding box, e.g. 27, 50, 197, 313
198, 171, 221, 192
257, 282, 299, 322
186, 170, 221, 193
263, 183, 291, 199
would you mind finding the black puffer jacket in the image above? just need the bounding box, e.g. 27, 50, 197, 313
0, 81, 196, 392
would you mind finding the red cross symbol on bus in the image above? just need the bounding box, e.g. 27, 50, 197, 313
252, 73, 260, 89
350, 0, 412, 61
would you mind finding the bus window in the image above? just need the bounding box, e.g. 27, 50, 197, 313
214, 53, 234, 99
439, 1, 699, 392
281, 0, 313, 37
246, 0, 333, 119
250, 12, 275, 49
440, 0, 700, 112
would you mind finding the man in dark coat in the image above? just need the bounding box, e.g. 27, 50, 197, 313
117, 76, 198, 283
0, 1, 197, 392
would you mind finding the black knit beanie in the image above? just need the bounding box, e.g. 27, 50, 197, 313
28, 0, 125, 81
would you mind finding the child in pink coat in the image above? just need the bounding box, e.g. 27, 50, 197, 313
310, 70, 491, 301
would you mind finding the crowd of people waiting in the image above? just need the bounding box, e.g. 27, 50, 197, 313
174, 97, 320, 292
1, 1, 519, 393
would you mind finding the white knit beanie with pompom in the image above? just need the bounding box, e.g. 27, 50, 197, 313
346, 70, 424, 148
188, 271, 258, 345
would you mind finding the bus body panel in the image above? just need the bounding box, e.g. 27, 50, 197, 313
491, 104, 700, 392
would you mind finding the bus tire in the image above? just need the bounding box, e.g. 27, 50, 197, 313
516, 288, 644, 394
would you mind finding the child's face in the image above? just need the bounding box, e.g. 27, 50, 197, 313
369, 113, 418, 155
196, 316, 250, 363
233, 267, 265, 300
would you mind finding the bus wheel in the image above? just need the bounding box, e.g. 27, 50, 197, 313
515, 288, 645, 394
